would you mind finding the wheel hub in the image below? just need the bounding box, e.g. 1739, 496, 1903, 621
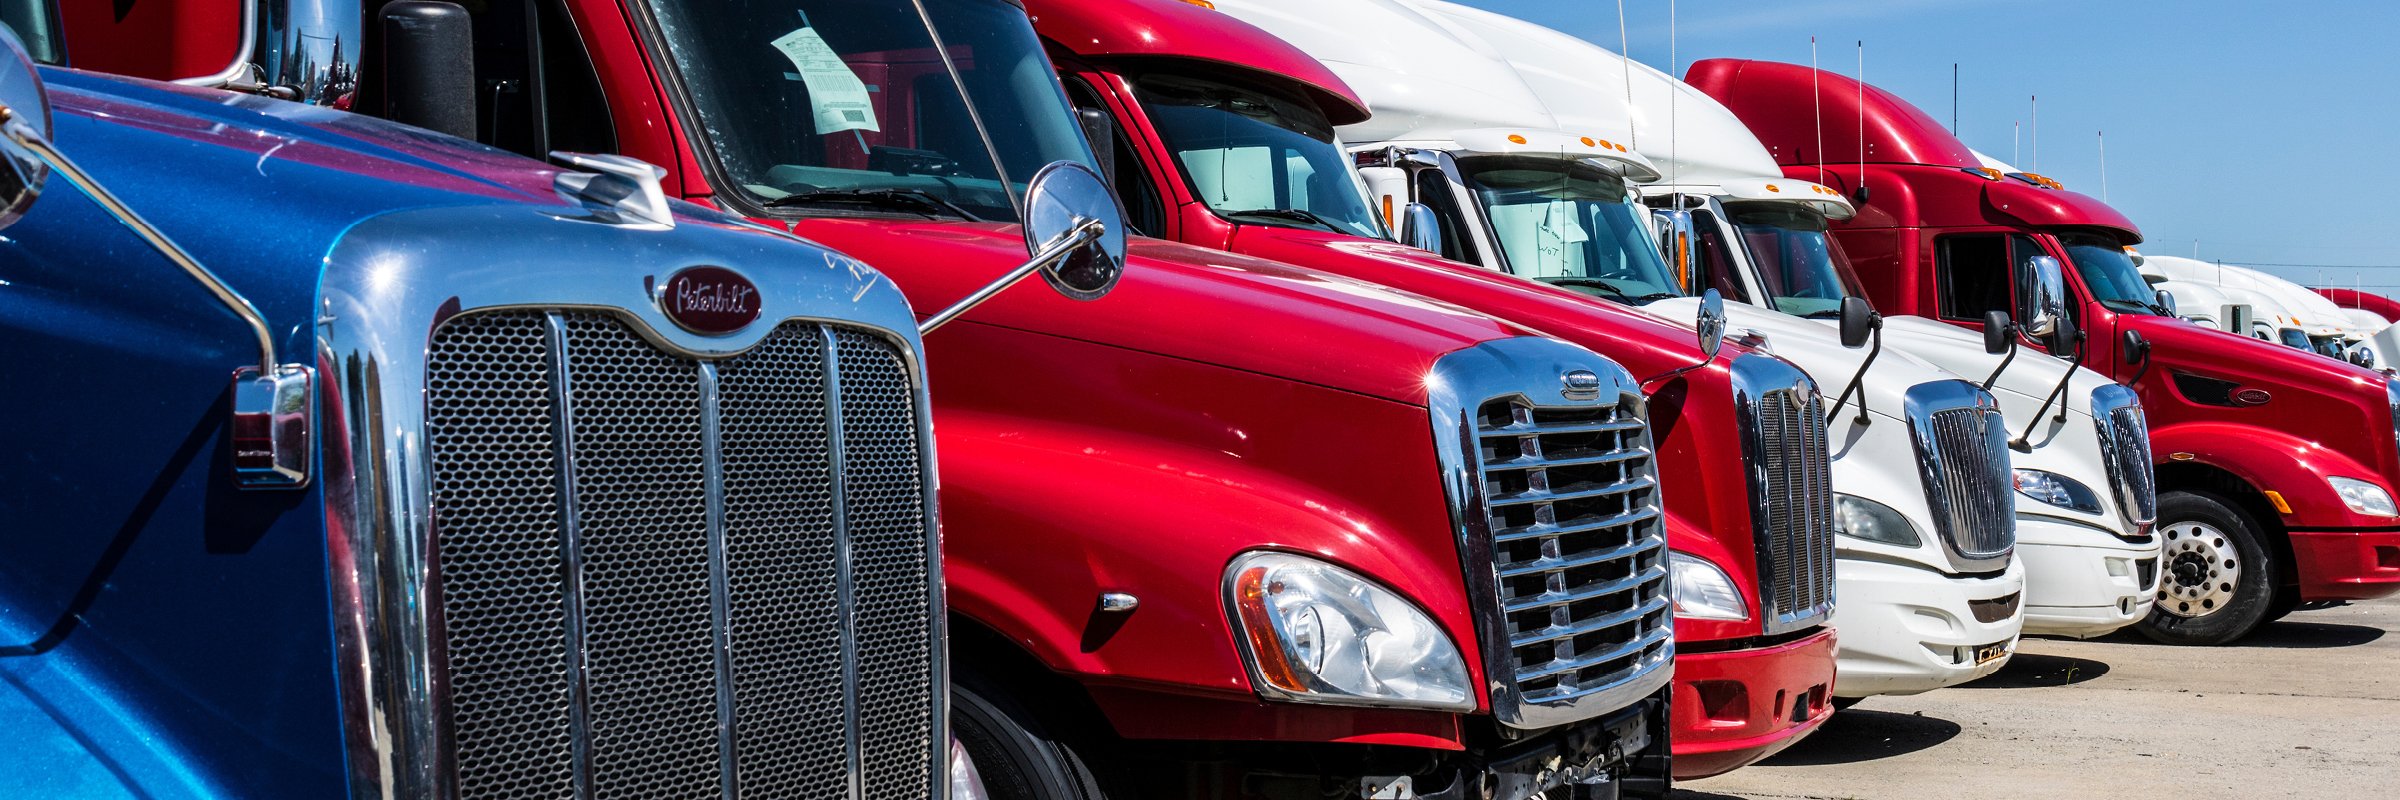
2157, 521, 2241, 618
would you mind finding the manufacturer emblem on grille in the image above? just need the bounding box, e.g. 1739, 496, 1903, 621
1560, 369, 1602, 400
656, 266, 760, 334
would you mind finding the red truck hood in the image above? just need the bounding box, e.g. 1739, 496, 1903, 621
789, 219, 1528, 406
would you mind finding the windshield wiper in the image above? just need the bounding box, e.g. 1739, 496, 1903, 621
2097, 298, 2152, 314
1800, 309, 1845, 319
1538, 277, 1637, 303
1629, 292, 1682, 305
1224, 208, 1344, 234
766, 188, 980, 221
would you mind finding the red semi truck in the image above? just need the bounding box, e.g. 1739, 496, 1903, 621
72, 1, 1679, 797
1028, 0, 1839, 780
1691, 59, 2400, 645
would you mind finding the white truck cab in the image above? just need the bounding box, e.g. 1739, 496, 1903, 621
1220, 0, 2043, 697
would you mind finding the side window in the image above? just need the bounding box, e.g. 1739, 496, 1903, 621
1691, 211, 1751, 302
1936, 234, 2010, 321
1411, 169, 1481, 265
1060, 77, 1165, 237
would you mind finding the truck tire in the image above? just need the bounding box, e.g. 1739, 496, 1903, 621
953, 676, 1112, 800
2136, 490, 2277, 645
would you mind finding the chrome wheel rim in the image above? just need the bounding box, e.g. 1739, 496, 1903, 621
2157, 521, 2241, 618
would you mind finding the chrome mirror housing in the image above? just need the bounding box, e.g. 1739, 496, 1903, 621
1696, 288, 1727, 362
2022, 255, 2068, 339
1654, 208, 1698, 293
921, 160, 1125, 333
1398, 201, 1443, 254
2154, 289, 2179, 317
0, 24, 50, 231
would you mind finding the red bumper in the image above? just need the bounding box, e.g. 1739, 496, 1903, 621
2291, 528, 2400, 601
1670, 628, 1838, 780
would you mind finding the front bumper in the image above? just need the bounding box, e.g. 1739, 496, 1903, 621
1830, 556, 2025, 698
2018, 515, 2160, 638
1383, 692, 1663, 800
2291, 528, 2400, 601
1670, 628, 1838, 780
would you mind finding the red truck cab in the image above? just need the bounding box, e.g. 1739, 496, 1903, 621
1693, 58, 2400, 645
1031, 0, 1839, 780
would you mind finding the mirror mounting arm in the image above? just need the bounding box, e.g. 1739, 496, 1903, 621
2011, 331, 2088, 451
919, 218, 1104, 334
4, 103, 313, 489
1980, 329, 2020, 390
1824, 321, 1883, 427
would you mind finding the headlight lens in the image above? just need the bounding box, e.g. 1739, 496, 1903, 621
2013, 469, 2104, 514
2329, 477, 2398, 518
948, 736, 989, 800
1669, 551, 1750, 621
1224, 552, 1473, 710
1835, 493, 1923, 547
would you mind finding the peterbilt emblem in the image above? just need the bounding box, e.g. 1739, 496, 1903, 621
657, 266, 760, 335
1561, 369, 1602, 400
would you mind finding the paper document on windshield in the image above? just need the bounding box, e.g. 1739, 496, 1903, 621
771, 27, 881, 135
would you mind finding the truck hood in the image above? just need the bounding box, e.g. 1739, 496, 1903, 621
1875, 316, 2118, 422
1648, 297, 1958, 425
790, 219, 1530, 406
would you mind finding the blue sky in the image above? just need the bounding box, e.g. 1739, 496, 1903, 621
1452, 0, 2400, 291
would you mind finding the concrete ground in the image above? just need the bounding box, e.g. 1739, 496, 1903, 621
1678, 598, 2400, 800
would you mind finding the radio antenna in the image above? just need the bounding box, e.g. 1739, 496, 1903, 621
2030, 94, 2039, 171
2098, 130, 2108, 201
1618, 0, 1634, 148
1952, 63, 1959, 135
1811, 37, 1824, 184
1855, 40, 1866, 201
1669, 0, 1679, 189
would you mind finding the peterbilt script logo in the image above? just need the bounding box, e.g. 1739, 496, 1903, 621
656, 266, 761, 334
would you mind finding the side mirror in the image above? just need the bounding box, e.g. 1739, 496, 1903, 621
1839, 295, 1878, 349
1075, 106, 1117, 181
0, 24, 50, 231
1398, 202, 1443, 254
2046, 314, 2080, 359
919, 161, 1126, 333
2154, 289, 2178, 317
1696, 288, 1727, 362
2021, 254, 2069, 340
2348, 344, 2378, 370
1654, 208, 1697, 292
2223, 303, 2254, 336
1981, 310, 2014, 354
2122, 330, 2151, 365
379, 2, 478, 140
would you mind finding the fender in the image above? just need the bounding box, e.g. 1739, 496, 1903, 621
2149, 420, 2393, 530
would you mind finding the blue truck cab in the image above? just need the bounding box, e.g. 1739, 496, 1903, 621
0, 27, 959, 797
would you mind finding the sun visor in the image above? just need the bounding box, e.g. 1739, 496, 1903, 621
1714, 176, 1854, 220
1448, 128, 1662, 182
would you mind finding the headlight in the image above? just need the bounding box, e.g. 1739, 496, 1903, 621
1835, 493, 1922, 547
1224, 552, 1473, 711
2013, 469, 2103, 514
2329, 477, 2398, 518
1669, 551, 1750, 621
949, 736, 989, 800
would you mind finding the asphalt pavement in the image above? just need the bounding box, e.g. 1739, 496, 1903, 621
1679, 598, 2400, 799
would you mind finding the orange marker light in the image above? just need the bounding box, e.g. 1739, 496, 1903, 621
1507, 134, 1529, 145
1581, 136, 1597, 147
1179, 0, 1216, 7
1765, 184, 1780, 193
2264, 490, 2293, 515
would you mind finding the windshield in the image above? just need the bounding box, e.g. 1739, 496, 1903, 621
1459, 156, 1682, 305
645, 0, 1098, 222
1136, 74, 1385, 239
2279, 328, 2311, 350
0, 0, 59, 65
2057, 231, 2158, 315
1727, 202, 1864, 318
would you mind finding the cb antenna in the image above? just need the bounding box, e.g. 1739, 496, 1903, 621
2098, 130, 2108, 201
2030, 94, 2039, 171
1811, 37, 1824, 185
1618, 0, 1634, 148
1669, 0, 1679, 189
1855, 40, 1866, 202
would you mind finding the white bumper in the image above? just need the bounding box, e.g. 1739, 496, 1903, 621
1831, 557, 2025, 698
2017, 515, 2161, 638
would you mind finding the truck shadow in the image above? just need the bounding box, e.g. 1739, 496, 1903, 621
1751, 708, 1962, 767
2094, 620, 2386, 649
1953, 652, 2111, 689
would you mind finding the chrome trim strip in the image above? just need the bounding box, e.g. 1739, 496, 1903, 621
545, 312, 598, 799
1424, 336, 1673, 731
822, 326, 866, 800
317, 204, 942, 799
696, 360, 740, 800
2088, 383, 2157, 533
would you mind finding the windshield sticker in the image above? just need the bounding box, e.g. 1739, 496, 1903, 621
770, 27, 881, 135
1535, 199, 1591, 268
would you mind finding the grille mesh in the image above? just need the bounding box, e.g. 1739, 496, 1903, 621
424, 309, 934, 800
1755, 389, 1836, 630
2101, 404, 2157, 527
1473, 397, 1670, 709
1923, 407, 2014, 560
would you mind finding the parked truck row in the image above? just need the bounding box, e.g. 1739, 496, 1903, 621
6, 0, 2394, 798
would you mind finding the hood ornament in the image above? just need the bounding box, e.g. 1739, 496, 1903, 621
1561, 369, 1602, 400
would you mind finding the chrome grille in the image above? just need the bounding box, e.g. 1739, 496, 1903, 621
1905, 381, 2014, 564
2091, 384, 2157, 531
1751, 386, 1836, 633
425, 309, 935, 800
1474, 394, 1670, 721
